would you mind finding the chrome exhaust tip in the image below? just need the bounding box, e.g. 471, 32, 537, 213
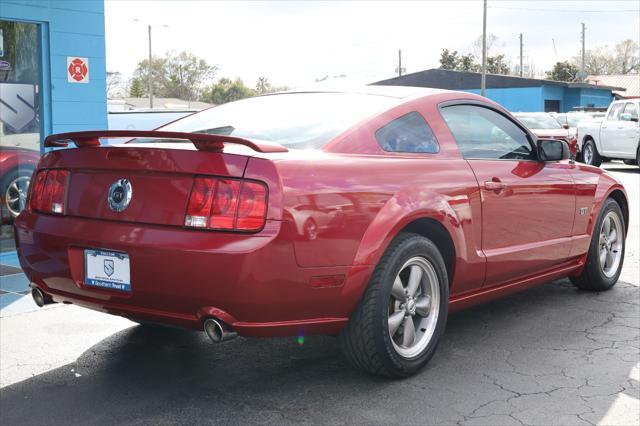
204, 318, 238, 343
31, 288, 54, 307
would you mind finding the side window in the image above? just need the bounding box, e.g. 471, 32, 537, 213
624, 103, 638, 119
375, 112, 439, 153
607, 103, 624, 121
440, 105, 534, 160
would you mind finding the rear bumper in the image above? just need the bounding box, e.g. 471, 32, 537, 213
14, 212, 365, 336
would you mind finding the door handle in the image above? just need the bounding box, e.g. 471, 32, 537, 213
484, 180, 506, 191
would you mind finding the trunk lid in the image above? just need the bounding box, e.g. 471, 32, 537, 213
40, 144, 250, 226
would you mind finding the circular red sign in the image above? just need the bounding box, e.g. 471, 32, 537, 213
68, 58, 88, 82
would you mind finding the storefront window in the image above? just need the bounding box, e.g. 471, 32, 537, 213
0, 20, 42, 252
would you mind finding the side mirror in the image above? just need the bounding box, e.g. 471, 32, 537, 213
620, 113, 639, 122
537, 139, 570, 162
562, 123, 570, 129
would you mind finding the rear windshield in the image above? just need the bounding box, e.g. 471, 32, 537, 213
158, 92, 398, 149
514, 114, 563, 130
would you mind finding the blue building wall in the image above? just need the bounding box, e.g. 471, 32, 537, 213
0, 0, 107, 140
575, 88, 612, 109
465, 87, 544, 112
465, 84, 613, 113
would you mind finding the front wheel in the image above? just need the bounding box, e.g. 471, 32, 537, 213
582, 139, 601, 167
339, 233, 448, 378
570, 198, 625, 291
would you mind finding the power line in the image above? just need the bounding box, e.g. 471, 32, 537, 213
489, 6, 639, 13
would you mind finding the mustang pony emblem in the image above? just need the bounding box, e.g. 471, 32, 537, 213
104, 259, 115, 277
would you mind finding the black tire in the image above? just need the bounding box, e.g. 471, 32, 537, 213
637, 144, 640, 168
622, 159, 638, 166
339, 233, 449, 378
0, 167, 34, 223
582, 139, 602, 167
570, 198, 625, 291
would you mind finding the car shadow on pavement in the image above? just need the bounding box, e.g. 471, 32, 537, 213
1, 279, 638, 425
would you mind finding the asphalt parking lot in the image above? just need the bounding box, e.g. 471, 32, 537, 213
0, 162, 638, 426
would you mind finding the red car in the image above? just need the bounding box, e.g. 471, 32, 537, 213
513, 112, 579, 158
1, 147, 40, 223
15, 88, 628, 378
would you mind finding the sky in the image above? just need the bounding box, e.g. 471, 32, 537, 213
104, 0, 640, 89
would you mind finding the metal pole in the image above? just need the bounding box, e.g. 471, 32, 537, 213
481, 0, 487, 96
148, 25, 153, 109
398, 49, 402, 76
581, 23, 586, 75
519, 33, 523, 77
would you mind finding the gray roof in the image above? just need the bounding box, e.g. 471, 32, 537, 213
374, 69, 626, 92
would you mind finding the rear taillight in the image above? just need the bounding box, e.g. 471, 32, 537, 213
29, 169, 70, 215
185, 177, 267, 232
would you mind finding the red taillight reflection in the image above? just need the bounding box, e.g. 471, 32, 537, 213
30, 169, 69, 215
236, 181, 267, 231
184, 177, 267, 232
210, 180, 241, 230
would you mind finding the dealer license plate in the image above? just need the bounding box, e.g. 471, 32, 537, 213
84, 249, 131, 292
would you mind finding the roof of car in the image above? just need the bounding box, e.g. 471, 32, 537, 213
277, 85, 452, 99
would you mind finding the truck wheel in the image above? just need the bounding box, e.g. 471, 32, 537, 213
570, 198, 625, 291
339, 233, 448, 378
582, 139, 601, 167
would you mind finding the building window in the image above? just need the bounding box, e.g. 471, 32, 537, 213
0, 20, 42, 242
375, 112, 439, 153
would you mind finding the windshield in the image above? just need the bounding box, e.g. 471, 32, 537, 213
514, 114, 563, 130
158, 92, 398, 149
565, 113, 590, 127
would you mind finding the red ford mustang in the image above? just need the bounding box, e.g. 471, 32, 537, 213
15, 87, 628, 378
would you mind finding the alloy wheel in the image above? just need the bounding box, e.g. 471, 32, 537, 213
387, 256, 440, 358
584, 143, 593, 165
4, 176, 31, 218
598, 211, 623, 278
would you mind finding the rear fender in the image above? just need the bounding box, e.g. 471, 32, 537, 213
336, 188, 465, 315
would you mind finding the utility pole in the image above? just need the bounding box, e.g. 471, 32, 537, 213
481, 0, 487, 96
519, 33, 523, 77
398, 49, 403, 76
147, 24, 153, 109
580, 22, 586, 77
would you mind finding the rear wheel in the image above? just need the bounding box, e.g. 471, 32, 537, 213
339, 233, 448, 378
570, 198, 625, 291
582, 139, 601, 167
1, 168, 33, 222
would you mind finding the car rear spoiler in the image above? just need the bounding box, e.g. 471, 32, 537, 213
43, 130, 289, 153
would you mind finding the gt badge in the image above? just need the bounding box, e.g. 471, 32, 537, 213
579, 207, 588, 216
108, 178, 132, 212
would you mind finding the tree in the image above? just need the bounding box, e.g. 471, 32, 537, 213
439, 49, 460, 70
614, 39, 639, 74
256, 76, 272, 94
572, 46, 615, 75
133, 51, 217, 100
546, 61, 579, 82
129, 78, 145, 97
459, 54, 479, 72
106, 71, 122, 98
164, 51, 217, 100
486, 54, 510, 75
201, 78, 256, 104
472, 33, 501, 61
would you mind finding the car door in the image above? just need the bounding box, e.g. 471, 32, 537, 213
617, 102, 640, 156
440, 103, 576, 287
600, 103, 626, 155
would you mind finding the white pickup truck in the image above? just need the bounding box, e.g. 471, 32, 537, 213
577, 99, 639, 167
